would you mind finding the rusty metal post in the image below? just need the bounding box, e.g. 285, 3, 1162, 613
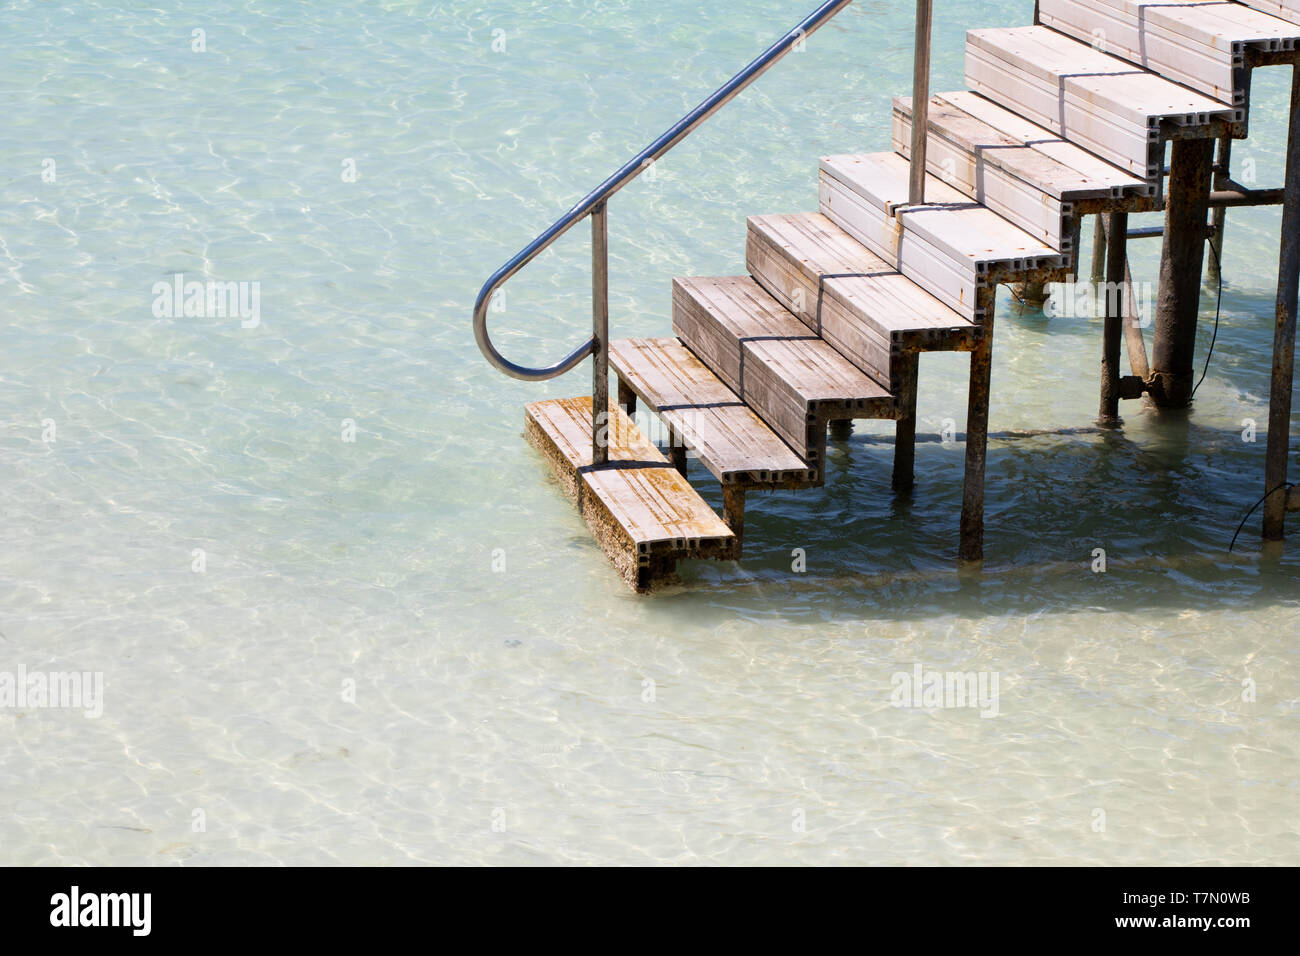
893, 353, 920, 493
668, 427, 687, 476
1068, 214, 1084, 283
617, 379, 636, 418
1013, 279, 1048, 307
1150, 138, 1215, 407
1263, 65, 1300, 541
1122, 245, 1152, 382
722, 486, 745, 557
960, 289, 996, 563
1208, 132, 1231, 285
1090, 214, 1107, 286
1099, 212, 1129, 423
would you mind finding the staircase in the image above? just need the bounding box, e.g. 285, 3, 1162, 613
479, 0, 1300, 592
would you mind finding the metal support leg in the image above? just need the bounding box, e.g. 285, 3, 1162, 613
1091, 215, 1107, 286
1068, 215, 1083, 284
1121, 238, 1152, 384
1013, 279, 1048, 307
617, 379, 636, 418
960, 290, 996, 563
668, 428, 687, 476
893, 353, 920, 493
1263, 65, 1300, 541
1151, 138, 1215, 408
722, 486, 746, 557
1100, 212, 1129, 423
1208, 133, 1231, 285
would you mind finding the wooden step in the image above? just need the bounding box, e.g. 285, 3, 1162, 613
668, 273, 897, 464
892, 92, 1155, 249
1038, 1, 1300, 109
818, 152, 1065, 321
524, 396, 734, 592
965, 25, 1242, 184
670, 274, 810, 396
736, 223, 980, 386
1242, 1, 1300, 28
606, 336, 818, 488
737, 334, 894, 465
939, 91, 1156, 196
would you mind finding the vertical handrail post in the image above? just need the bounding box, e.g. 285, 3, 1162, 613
591, 202, 610, 466
908, 0, 934, 207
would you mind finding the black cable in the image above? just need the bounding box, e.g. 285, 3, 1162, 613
1228, 482, 1295, 553
1190, 236, 1224, 399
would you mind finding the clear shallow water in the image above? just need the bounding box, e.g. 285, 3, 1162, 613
0, 0, 1297, 865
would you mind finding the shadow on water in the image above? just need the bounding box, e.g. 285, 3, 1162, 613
663, 412, 1300, 623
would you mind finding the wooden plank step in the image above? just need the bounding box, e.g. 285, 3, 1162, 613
607, 336, 818, 488
818, 151, 1065, 321
670, 274, 810, 397
892, 92, 1155, 248
965, 25, 1242, 184
940, 90, 1156, 195
1038, 1, 1300, 109
524, 396, 735, 592
670, 274, 898, 464
1242, 1, 1300, 28
739, 335, 894, 465
734, 222, 980, 386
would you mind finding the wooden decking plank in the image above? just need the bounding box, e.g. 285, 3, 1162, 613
743, 217, 978, 385
670, 270, 904, 460
965, 25, 1241, 183
817, 153, 1063, 320
736, 335, 893, 459
894, 93, 1144, 199
528, 392, 663, 474
821, 152, 1062, 257
605, 335, 737, 409
1241, 1, 1300, 27
745, 336, 892, 406
1039, 0, 1300, 107
939, 91, 1156, 195
661, 403, 816, 487
607, 336, 816, 486
822, 152, 970, 216
524, 396, 734, 592
671, 275, 811, 395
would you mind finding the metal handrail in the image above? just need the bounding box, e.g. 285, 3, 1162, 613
472, 0, 932, 465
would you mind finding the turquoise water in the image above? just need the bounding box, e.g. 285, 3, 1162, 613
1, 0, 1297, 865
